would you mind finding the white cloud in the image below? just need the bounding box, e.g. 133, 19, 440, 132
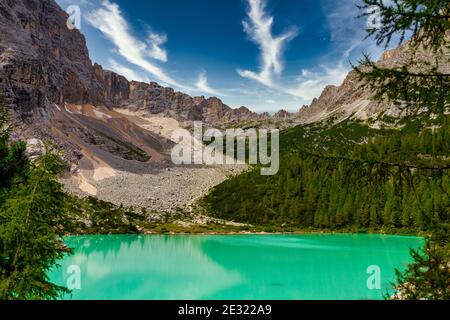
275, 0, 385, 103
235, 0, 348, 104
86, 0, 184, 88
147, 32, 168, 62
65, 0, 397, 111
323, 0, 388, 61
196, 72, 225, 97
237, 0, 298, 87
284, 0, 400, 103
108, 59, 150, 83
287, 64, 349, 101
223, 0, 397, 106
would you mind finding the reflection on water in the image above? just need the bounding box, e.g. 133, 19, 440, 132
49, 234, 423, 300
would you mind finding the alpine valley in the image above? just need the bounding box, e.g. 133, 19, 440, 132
0, 0, 448, 301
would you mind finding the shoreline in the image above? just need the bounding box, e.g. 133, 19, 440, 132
63, 196, 429, 239
64, 232, 425, 240
65, 223, 428, 238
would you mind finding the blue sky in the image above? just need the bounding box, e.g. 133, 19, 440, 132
57, 0, 386, 113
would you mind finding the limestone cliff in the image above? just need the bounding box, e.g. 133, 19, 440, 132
0, 0, 280, 163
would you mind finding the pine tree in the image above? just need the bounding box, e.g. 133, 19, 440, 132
0, 152, 72, 300
391, 225, 450, 300
0, 95, 27, 190
357, 0, 450, 299
0, 97, 72, 300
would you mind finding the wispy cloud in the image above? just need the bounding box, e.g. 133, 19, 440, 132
237, 0, 298, 87
236, 0, 348, 104
235, 0, 390, 104
108, 59, 150, 83
147, 32, 168, 62
287, 63, 348, 101
323, 0, 385, 61
61, 0, 394, 111
86, 0, 184, 88
195, 72, 226, 97
282, 0, 385, 102
285, 0, 394, 102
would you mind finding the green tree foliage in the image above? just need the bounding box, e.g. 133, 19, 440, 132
0, 94, 160, 300
202, 1, 450, 299
360, 0, 450, 49
0, 96, 71, 300
358, 0, 450, 299
203, 118, 450, 232
0, 153, 71, 300
392, 224, 450, 300
0, 96, 27, 190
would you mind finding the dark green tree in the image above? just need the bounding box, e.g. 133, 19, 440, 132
391, 225, 450, 300
0, 151, 72, 300
0, 96, 72, 300
0, 95, 27, 190
357, 0, 450, 299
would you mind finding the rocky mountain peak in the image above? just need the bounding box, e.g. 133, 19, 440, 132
296, 38, 449, 124
273, 109, 293, 119
1, 0, 292, 132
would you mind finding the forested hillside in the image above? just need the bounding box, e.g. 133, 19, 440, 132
203, 114, 450, 232
203, 0, 450, 239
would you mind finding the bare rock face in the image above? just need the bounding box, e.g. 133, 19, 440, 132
273, 109, 294, 120
0, 0, 106, 118
297, 40, 450, 124
25, 138, 44, 160
94, 63, 130, 106
0, 0, 288, 165
0, 0, 120, 163
296, 70, 381, 123
121, 81, 270, 124
0, 0, 293, 136
0, 0, 174, 164
125, 81, 203, 121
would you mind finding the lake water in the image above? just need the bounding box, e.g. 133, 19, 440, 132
49, 234, 423, 300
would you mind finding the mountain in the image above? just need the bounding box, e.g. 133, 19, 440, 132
2, 0, 445, 216
202, 32, 449, 230
118, 81, 271, 124
204, 44, 450, 229
0, 0, 164, 164
0, 0, 279, 167
296, 41, 450, 124
4, 0, 430, 168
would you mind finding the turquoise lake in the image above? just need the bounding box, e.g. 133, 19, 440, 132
49, 234, 424, 300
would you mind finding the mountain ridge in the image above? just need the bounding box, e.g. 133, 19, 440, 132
297, 39, 450, 124
0, 0, 290, 164
2, 0, 444, 215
